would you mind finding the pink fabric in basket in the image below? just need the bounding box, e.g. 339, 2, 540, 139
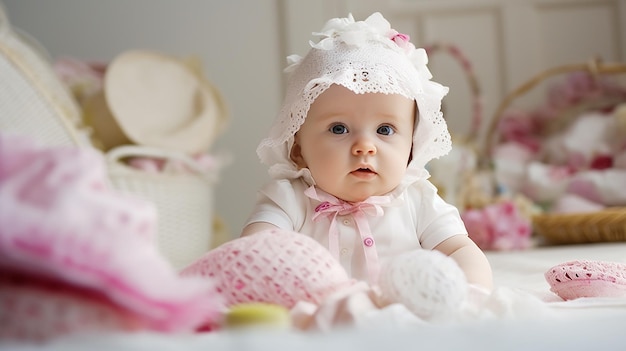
545, 260, 626, 300
461, 200, 532, 251
181, 229, 354, 309
0, 133, 222, 337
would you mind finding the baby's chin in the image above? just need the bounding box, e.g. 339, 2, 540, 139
332, 187, 395, 203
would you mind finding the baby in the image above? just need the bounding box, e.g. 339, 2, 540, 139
242, 12, 492, 290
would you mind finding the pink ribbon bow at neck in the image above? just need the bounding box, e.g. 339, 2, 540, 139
304, 186, 391, 284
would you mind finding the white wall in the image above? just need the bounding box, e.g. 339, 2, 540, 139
2, 0, 284, 238
4, 0, 625, 241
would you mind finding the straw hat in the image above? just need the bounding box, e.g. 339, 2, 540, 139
86, 50, 228, 153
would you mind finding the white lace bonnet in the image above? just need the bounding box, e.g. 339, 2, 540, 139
257, 12, 451, 190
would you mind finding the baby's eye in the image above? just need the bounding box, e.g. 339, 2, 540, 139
377, 125, 395, 135
330, 124, 348, 134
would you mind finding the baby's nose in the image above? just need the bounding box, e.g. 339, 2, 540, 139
352, 137, 377, 155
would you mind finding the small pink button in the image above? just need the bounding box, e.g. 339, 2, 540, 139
363, 237, 374, 247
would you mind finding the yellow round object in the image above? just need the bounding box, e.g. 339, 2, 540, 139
225, 303, 291, 330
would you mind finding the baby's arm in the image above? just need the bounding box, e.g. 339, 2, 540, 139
240, 179, 305, 237
240, 222, 280, 237
434, 234, 493, 290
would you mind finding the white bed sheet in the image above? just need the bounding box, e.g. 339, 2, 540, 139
3, 242, 626, 351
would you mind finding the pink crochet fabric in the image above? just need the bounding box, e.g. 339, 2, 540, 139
0, 133, 222, 340
181, 229, 354, 309
545, 260, 626, 300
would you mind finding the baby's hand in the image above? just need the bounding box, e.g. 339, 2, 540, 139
434, 234, 494, 290
240, 222, 280, 237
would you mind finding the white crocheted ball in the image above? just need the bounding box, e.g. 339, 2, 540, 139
181, 229, 353, 309
378, 249, 468, 321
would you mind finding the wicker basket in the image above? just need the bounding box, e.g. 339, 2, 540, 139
484, 59, 626, 244
106, 145, 219, 269
424, 43, 486, 208
1, 5, 221, 269
424, 42, 483, 143
532, 208, 626, 244
0, 5, 84, 148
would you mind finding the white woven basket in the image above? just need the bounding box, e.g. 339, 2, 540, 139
1, 5, 218, 271
0, 4, 84, 147
106, 145, 218, 270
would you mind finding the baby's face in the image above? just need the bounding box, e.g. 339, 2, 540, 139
291, 84, 414, 202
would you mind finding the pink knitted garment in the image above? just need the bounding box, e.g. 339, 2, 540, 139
545, 260, 626, 300
181, 229, 354, 309
0, 272, 142, 340
0, 133, 222, 340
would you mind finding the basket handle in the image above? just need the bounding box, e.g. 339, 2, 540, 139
106, 145, 221, 183
424, 42, 482, 143
482, 58, 626, 164
0, 2, 9, 37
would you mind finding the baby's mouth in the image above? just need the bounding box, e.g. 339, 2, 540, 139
351, 167, 377, 176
